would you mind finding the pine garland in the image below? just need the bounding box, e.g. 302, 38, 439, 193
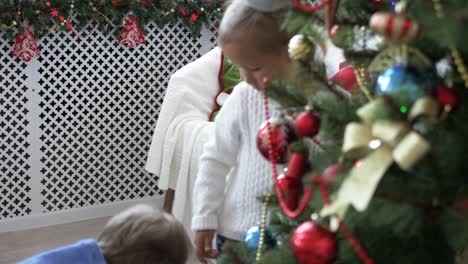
0, 0, 222, 40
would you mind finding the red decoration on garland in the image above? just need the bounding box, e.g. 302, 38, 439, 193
295, 111, 321, 138
435, 86, 460, 111
59, 16, 65, 22
46, 2, 51, 7
330, 62, 360, 94
370, 12, 421, 43
142, 0, 151, 6
179, 6, 187, 16
291, 221, 338, 264
12, 28, 41, 62
257, 116, 296, 164
50, 8, 59, 17
292, 0, 330, 13
119, 16, 147, 48
190, 13, 199, 22
66, 21, 73, 31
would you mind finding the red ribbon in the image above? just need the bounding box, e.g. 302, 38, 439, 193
262, 78, 312, 218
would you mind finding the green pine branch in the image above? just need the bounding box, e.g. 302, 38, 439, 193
0, 0, 222, 38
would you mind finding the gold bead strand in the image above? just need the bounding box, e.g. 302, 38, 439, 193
451, 48, 468, 88
66, 0, 75, 25
255, 194, 271, 263
354, 67, 374, 101
431, 0, 468, 88
432, 0, 444, 18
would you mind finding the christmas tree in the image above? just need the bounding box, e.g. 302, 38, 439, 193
219, 0, 468, 263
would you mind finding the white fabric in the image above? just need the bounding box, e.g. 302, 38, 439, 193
323, 41, 346, 78
145, 47, 223, 238
192, 82, 282, 241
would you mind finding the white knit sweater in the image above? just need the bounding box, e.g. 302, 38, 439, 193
191, 82, 281, 240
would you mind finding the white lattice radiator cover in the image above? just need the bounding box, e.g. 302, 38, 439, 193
0, 23, 217, 231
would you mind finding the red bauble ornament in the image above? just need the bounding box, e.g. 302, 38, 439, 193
119, 16, 147, 48
295, 111, 321, 139
257, 116, 296, 164
276, 174, 302, 210
46, 2, 51, 7
291, 221, 338, 264
12, 28, 41, 62
292, 0, 330, 13
436, 86, 460, 111
369, 12, 421, 43
330, 62, 360, 94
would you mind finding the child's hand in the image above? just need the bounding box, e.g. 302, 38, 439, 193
195, 230, 218, 263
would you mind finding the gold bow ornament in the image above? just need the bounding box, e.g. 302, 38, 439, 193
321, 96, 439, 219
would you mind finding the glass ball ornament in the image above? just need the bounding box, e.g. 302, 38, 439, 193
375, 66, 433, 105
295, 111, 321, 139
288, 34, 313, 62
244, 226, 277, 251
291, 221, 338, 264
436, 85, 460, 111
276, 173, 302, 210
257, 116, 296, 164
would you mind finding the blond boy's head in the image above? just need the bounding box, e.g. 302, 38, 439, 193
219, 0, 293, 89
97, 204, 191, 264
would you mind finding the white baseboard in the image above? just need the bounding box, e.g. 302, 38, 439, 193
0, 196, 164, 233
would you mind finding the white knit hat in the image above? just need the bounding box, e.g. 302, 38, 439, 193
244, 0, 291, 12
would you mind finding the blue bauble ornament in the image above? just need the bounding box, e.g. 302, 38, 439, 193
244, 226, 277, 251
375, 66, 432, 104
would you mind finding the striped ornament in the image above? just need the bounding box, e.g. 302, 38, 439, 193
370, 12, 421, 43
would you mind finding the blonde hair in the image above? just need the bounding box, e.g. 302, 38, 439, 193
97, 204, 191, 264
219, 0, 289, 53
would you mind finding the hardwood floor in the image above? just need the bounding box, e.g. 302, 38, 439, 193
0, 217, 109, 264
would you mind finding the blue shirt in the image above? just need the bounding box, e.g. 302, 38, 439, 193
19, 239, 107, 264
